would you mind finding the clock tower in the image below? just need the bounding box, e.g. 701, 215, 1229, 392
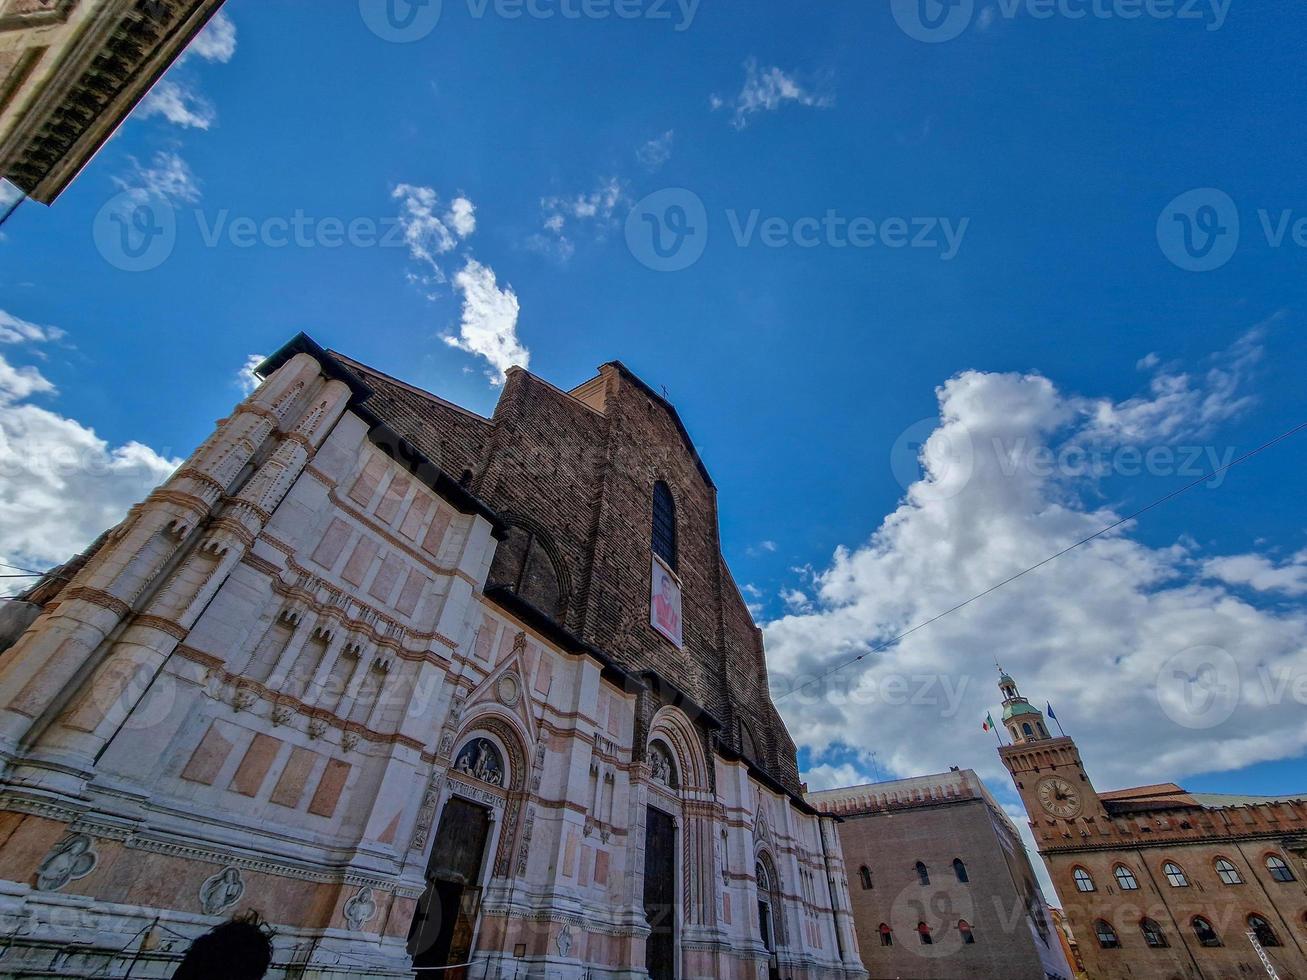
995, 671, 1108, 847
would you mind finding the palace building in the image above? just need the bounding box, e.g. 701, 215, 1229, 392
0, 0, 227, 205
810, 770, 1072, 980
0, 334, 867, 979
997, 672, 1307, 980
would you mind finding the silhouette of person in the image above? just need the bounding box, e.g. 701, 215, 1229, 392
172, 912, 273, 980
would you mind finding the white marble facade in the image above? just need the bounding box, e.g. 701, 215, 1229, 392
0, 348, 865, 979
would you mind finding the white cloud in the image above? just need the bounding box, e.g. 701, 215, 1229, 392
188, 10, 237, 63
765, 324, 1307, 899
637, 130, 675, 172
114, 150, 201, 207
0, 309, 65, 346
236, 353, 266, 397
134, 11, 236, 130
446, 258, 528, 385
392, 184, 476, 283
531, 177, 627, 262
1203, 551, 1307, 596
138, 79, 216, 130
0, 179, 22, 210
714, 59, 833, 130
0, 343, 179, 586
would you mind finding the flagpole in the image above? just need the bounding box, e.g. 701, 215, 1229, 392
1047, 702, 1066, 737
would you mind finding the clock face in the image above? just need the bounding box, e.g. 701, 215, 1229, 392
1036, 776, 1083, 819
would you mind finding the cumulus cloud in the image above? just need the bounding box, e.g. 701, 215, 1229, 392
530, 177, 626, 263
1203, 551, 1307, 597
188, 10, 237, 63
0, 338, 179, 587
713, 59, 833, 129
0, 309, 65, 346
114, 150, 201, 208
637, 130, 675, 172
773, 324, 1307, 837
235, 353, 266, 397
138, 79, 216, 130
135, 11, 236, 130
446, 259, 528, 385
393, 184, 476, 283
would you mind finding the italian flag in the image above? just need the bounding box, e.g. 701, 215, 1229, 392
982, 712, 996, 732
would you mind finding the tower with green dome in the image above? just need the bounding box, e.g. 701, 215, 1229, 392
998, 668, 1051, 744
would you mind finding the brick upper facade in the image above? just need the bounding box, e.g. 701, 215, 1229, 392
330, 344, 801, 794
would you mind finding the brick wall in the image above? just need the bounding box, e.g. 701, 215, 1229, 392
335, 354, 802, 794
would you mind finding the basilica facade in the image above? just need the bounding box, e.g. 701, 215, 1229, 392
0, 334, 867, 979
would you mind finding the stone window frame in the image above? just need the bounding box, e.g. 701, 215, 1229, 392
1112, 864, 1139, 891
1094, 919, 1120, 949
1139, 917, 1168, 948
1190, 915, 1221, 947
1264, 853, 1296, 883
1162, 861, 1189, 888
1072, 866, 1095, 892
1213, 856, 1243, 886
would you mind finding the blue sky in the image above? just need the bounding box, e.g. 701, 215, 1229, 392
2, 0, 1305, 904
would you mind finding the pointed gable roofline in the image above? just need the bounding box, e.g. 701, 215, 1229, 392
600, 360, 715, 491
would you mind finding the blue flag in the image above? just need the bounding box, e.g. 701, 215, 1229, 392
1046, 702, 1058, 720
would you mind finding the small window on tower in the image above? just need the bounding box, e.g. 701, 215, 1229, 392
958, 920, 975, 944
1191, 916, 1221, 947
952, 859, 968, 883
915, 862, 929, 886
1113, 865, 1139, 890
1163, 862, 1189, 887
858, 866, 873, 890
917, 922, 933, 945
1248, 915, 1279, 947
1140, 918, 1168, 948
1094, 920, 1120, 949
1072, 867, 1095, 892
878, 924, 893, 947
1022, 723, 1034, 737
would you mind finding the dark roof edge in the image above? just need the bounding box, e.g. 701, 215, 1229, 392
716, 742, 824, 817
484, 585, 644, 693
604, 360, 715, 490
256, 333, 504, 535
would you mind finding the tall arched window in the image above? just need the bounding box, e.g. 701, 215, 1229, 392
958, 920, 975, 944
858, 866, 873, 890
1113, 865, 1139, 890
1162, 862, 1188, 887
652, 481, 677, 570
1248, 915, 1280, 947
915, 861, 929, 886
1140, 918, 1168, 948
1214, 858, 1243, 885
1266, 855, 1296, 882
878, 923, 893, 947
1072, 867, 1095, 892
952, 858, 969, 883
1022, 722, 1034, 737
1094, 920, 1120, 949
1191, 916, 1221, 947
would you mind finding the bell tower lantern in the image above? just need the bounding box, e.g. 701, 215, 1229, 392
997, 668, 1051, 745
